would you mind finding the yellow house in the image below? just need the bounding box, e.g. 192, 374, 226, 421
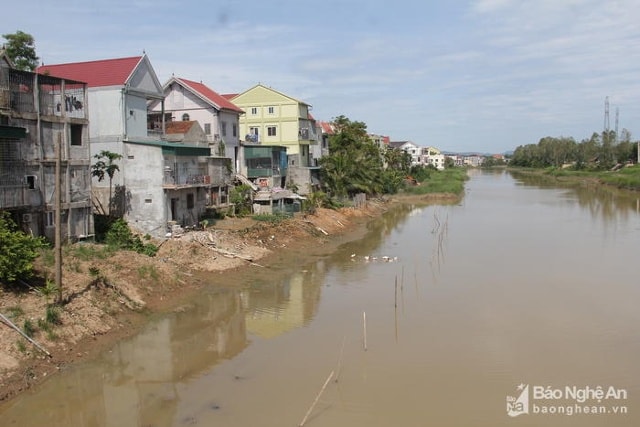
230, 84, 317, 168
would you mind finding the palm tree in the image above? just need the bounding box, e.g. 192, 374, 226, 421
91, 150, 122, 216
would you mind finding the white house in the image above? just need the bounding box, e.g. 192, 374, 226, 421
389, 140, 420, 165
420, 146, 445, 170
149, 77, 244, 172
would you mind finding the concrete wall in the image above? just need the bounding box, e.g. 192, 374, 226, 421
88, 89, 123, 141
119, 143, 166, 236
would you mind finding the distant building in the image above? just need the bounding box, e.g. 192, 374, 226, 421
389, 140, 420, 165
420, 146, 445, 170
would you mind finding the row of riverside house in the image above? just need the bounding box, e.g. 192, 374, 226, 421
1, 51, 328, 240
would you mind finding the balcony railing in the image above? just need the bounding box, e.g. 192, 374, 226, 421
163, 173, 211, 187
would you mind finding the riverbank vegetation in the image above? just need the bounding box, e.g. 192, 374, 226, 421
401, 167, 468, 196
508, 130, 640, 191
509, 164, 640, 192
318, 115, 467, 203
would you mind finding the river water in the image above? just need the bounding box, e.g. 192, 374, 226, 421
1, 169, 639, 426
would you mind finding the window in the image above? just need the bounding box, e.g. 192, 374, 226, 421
187, 193, 194, 209
267, 106, 275, 115
70, 124, 82, 146
221, 122, 227, 137
204, 123, 211, 135
45, 211, 54, 227
267, 126, 277, 137
182, 113, 190, 121
246, 126, 259, 142
232, 123, 237, 137
250, 107, 258, 115
25, 175, 36, 190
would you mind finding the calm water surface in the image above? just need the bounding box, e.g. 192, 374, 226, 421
2, 169, 639, 426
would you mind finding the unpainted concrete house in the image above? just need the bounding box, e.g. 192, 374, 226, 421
0, 51, 93, 241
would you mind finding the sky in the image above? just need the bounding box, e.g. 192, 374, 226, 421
3, 0, 640, 154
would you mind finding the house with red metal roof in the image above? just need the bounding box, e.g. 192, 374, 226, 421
37, 55, 227, 237
149, 77, 244, 172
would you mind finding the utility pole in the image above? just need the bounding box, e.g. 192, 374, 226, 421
55, 133, 62, 303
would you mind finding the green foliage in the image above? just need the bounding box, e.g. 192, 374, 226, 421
67, 243, 112, 261
137, 264, 159, 281
91, 150, 123, 216
510, 130, 638, 171
36, 279, 59, 304
403, 168, 468, 195
22, 319, 35, 338
319, 115, 386, 198
39, 247, 55, 267
6, 306, 24, 320
0, 212, 47, 286
481, 156, 506, 168
252, 212, 292, 224
409, 164, 436, 182
230, 184, 253, 216
597, 165, 640, 190
105, 219, 158, 256
1, 30, 39, 71
44, 305, 62, 325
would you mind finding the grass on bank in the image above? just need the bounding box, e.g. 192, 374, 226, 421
517, 164, 640, 191
402, 167, 468, 196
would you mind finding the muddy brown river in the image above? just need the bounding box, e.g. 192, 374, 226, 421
1, 169, 639, 426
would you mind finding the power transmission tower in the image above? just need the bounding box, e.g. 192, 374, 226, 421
614, 107, 619, 143
604, 96, 610, 134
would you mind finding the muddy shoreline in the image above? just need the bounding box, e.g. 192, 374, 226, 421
0, 194, 458, 404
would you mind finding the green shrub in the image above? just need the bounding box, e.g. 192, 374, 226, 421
252, 212, 291, 224
0, 212, 47, 286
230, 184, 253, 216
105, 219, 158, 256
22, 319, 35, 337
45, 305, 62, 325
6, 306, 24, 320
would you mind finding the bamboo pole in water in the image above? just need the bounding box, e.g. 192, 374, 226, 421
394, 276, 398, 308
335, 335, 346, 383
299, 370, 335, 427
363, 311, 367, 351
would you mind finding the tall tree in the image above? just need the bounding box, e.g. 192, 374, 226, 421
1, 30, 39, 71
319, 115, 386, 198
91, 150, 123, 216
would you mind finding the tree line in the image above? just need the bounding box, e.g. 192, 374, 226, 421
509, 130, 638, 170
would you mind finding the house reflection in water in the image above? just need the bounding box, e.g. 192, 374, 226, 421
242, 267, 324, 339
10, 288, 248, 427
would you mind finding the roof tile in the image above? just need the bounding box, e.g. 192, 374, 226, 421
37, 56, 142, 87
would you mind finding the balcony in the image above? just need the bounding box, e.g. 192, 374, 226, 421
0, 69, 87, 119
247, 166, 281, 179
163, 162, 211, 188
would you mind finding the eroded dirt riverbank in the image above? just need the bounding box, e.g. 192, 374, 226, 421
1, 196, 458, 403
